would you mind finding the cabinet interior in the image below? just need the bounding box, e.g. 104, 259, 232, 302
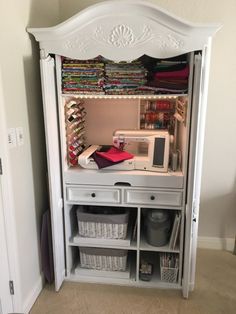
55, 51, 195, 288
66, 204, 183, 287
56, 53, 193, 180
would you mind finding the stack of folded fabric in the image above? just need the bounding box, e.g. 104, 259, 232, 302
62, 57, 105, 94
104, 61, 148, 95
149, 61, 189, 94
92, 146, 134, 169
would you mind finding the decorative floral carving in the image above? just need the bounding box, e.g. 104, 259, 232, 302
155, 34, 184, 50
63, 27, 184, 54
94, 24, 154, 48
109, 25, 134, 47
64, 37, 89, 52
167, 34, 184, 49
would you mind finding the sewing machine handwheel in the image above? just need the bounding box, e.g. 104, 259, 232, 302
91, 193, 96, 198
150, 195, 155, 201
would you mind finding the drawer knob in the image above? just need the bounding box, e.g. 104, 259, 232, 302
91, 193, 96, 198
150, 195, 155, 201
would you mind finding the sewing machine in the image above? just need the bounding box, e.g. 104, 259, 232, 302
78, 129, 170, 172
113, 129, 170, 172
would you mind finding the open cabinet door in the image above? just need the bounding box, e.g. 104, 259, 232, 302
183, 52, 206, 298
0, 188, 13, 314
40, 56, 65, 291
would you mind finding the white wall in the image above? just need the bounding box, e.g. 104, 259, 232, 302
0, 0, 59, 312
59, 0, 236, 241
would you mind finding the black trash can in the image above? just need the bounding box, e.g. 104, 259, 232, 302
145, 209, 171, 247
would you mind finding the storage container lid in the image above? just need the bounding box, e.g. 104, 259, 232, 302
147, 210, 169, 223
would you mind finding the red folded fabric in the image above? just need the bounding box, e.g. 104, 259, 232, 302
154, 65, 189, 79
96, 146, 134, 162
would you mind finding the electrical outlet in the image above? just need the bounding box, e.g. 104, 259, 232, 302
7, 128, 17, 148
16, 127, 24, 146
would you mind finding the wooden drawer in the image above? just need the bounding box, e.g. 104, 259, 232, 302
125, 189, 182, 207
67, 186, 121, 204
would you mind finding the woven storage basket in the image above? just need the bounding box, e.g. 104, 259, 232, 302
76, 206, 129, 239
79, 247, 128, 271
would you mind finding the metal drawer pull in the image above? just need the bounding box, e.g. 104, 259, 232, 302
150, 195, 155, 201
91, 193, 96, 198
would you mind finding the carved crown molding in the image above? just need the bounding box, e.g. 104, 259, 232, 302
28, 0, 221, 60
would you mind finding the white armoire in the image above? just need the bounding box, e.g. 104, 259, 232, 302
28, 0, 220, 298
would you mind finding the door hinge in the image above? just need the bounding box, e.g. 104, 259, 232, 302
192, 198, 199, 223
9, 280, 14, 295
0, 158, 2, 175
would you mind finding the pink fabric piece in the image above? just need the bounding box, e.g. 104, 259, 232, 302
96, 146, 134, 162
155, 65, 189, 79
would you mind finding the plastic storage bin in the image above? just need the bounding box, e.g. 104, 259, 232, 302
79, 247, 128, 271
76, 206, 129, 239
145, 209, 171, 246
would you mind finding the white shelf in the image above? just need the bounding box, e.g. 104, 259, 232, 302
69, 255, 137, 285
138, 268, 180, 289
64, 167, 184, 189
68, 272, 136, 286
61, 94, 188, 100
69, 229, 137, 250
69, 263, 180, 289
74, 263, 131, 279
139, 237, 180, 253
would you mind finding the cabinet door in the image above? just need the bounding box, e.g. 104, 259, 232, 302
0, 190, 14, 314
40, 56, 65, 291
183, 52, 205, 298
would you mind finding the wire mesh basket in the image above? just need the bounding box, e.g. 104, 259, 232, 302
160, 253, 179, 283
79, 247, 128, 271
160, 266, 178, 283
76, 206, 129, 239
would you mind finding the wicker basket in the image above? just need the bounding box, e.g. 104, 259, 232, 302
76, 206, 129, 239
79, 247, 128, 271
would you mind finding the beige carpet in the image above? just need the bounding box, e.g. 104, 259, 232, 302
30, 249, 236, 314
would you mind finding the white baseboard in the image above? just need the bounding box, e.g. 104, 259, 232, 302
23, 273, 44, 314
197, 236, 235, 251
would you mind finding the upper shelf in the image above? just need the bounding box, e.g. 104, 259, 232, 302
61, 94, 187, 100
27, 0, 221, 61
